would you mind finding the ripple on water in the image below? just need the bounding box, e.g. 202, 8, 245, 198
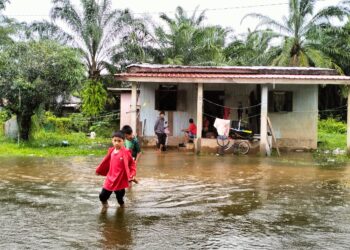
0, 153, 350, 249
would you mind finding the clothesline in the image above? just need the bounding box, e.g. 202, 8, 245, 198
68, 110, 120, 122
203, 97, 348, 114
203, 98, 261, 110
203, 104, 348, 123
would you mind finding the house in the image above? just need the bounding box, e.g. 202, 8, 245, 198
56, 95, 82, 115
107, 87, 142, 135
115, 64, 350, 155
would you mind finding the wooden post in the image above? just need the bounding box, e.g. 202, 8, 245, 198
196, 83, 203, 154
260, 85, 268, 155
347, 90, 350, 153
267, 116, 281, 156
131, 82, 138, 136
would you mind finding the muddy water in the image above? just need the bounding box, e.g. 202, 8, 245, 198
1, 151, 350, 249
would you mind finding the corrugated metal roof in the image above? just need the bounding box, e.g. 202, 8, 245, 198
115, 72, 350, 81
126, 64, 339, 75
127, 63, 335, 71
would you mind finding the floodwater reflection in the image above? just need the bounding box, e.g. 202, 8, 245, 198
99, 208, 133, 249
0, 151, 350, 249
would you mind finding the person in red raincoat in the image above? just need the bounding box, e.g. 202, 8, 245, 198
96, 131, 137, 209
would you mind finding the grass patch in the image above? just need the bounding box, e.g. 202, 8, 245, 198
318, 130, 346, 150
0, 132, 112, 157
315, 118, 348, 166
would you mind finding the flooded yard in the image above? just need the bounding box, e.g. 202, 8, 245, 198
1, 151, 350, 249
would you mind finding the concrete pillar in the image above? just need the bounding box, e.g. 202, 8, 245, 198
130, 82, 138, 135
195, 83, 203, 154
347, 90, 350, 152
260, 85, 268, 155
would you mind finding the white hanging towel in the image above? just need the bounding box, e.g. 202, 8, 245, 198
214, 118, 231, 136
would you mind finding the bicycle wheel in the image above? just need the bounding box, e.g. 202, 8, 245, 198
238, 141, 250, 155
216, 135, 230, 148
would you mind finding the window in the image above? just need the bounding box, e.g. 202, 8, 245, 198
268, 91, 293, 112
155, 85, 177, 111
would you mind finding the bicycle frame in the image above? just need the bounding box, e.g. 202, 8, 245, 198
216, 135, 250, 155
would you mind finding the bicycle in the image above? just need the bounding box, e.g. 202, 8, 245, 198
216, 135, 250, 155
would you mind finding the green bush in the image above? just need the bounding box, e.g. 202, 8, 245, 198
318, 118, 346, 134
44, 112, 71, 133
31, 110, 120, 138
318, 118, 346, 150
69, 113, 89, 132
47, 116, 71, 133
0, 122, 3, 137
0, 109, 11, 137
0, 109, 11, 123
89, 115, 119, 138
81, 80, 107, 117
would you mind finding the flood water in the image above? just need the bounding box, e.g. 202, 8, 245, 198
1, 151, 350, 249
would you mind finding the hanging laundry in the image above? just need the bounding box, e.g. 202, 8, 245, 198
214, 118, 231, 136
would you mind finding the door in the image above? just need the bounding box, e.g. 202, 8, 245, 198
203, 91, 225, 136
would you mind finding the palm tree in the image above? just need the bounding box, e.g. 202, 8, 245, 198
0, 0, 13, 47
0, 0, 8, 10
156, 6, 229, 65
191, 25, 229, 65
111, 17, 156, 71
224, 29, 280, 66
155, 6, 229, 65
51, 0, 138, 78
155, 6, 206, 65
242, 0, 348, 69
24, 21, 73, 43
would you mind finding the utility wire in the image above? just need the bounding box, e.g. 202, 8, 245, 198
133, 2, 290, 15
5, 2, 289, 17
5, 0, 333, 17
69, 110, 120, 122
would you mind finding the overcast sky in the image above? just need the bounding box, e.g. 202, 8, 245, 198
4, 0, 342, 34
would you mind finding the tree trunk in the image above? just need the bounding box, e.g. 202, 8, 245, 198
89, 59, 100, 79
17, 113, 32, 140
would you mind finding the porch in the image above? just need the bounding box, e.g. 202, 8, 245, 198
115, 64, 350, 155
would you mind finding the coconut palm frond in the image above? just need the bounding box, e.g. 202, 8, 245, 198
242, 13, 292, 36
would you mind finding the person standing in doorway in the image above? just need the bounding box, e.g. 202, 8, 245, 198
154, 111, 167, 152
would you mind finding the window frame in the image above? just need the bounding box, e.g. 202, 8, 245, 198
155, 84, 178, 111
268, 91, 293, 113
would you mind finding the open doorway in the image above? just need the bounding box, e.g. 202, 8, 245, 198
203, 91, 225, 137
248, 85, 261, 134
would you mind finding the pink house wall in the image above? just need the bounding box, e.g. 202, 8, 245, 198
120, 93, 131, 130
120, 92, 141, 130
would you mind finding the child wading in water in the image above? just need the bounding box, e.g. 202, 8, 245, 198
96, 131, 137, 211
121, 125, 142, 164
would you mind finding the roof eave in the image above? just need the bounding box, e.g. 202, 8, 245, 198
115, 75, 350, 85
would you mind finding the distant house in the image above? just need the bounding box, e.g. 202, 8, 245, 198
115, 64, 350, 155
56, 95, 81, 114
